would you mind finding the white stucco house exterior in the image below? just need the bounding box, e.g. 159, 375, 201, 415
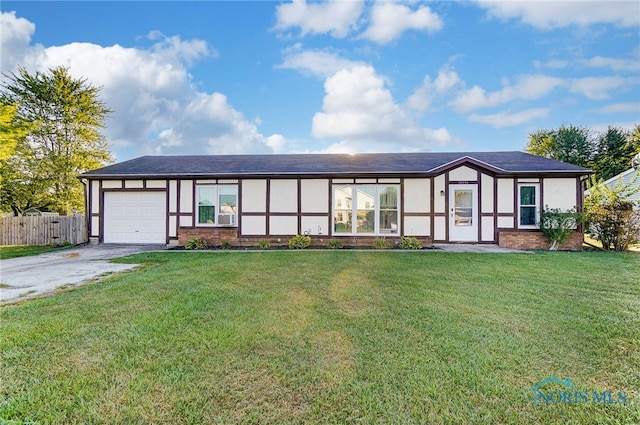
79, 151, 592, 250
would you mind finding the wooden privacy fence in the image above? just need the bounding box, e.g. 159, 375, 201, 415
0, 215, 88, 246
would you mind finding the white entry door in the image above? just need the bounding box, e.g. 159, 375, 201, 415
104, 192, 166, 244
449, 184, 478, 242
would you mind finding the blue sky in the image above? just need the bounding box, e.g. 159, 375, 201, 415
1, 1, 639, 161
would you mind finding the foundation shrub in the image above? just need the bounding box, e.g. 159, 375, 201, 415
399, 236, 422, 250
289, 235, 311, 250
185, 237, 208, 250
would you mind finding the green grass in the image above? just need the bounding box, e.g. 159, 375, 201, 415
1, 251, 639, 424
0, 245, 68, 259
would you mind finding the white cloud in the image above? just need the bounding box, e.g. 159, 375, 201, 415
569, 76, 635, 100
407, 65, 462, 112
277, 45, 364, 78
581, 55, 640, 73
313, 66, 406, 139
144, 92, 274, 155
535, 48, 639, 73
597, 102, 640, 114
360, 2, 443, 44
312, 66, 457, 152
469, 108, 550, 128
265, 134, 287, 153
318, 125, 456, 153
448, 86, 486, 113
476, 0, 640, 29
589, 120, 639, 135
0, 11, 43, 71
448, 74, 638, 114
533, 59, 569, 69
274, 0, 364, 38
274, 1, 444, 44
1, 11, 285, 159
449, 74, 563, 113
147, 31, 215, 66
421, 127, 458, 147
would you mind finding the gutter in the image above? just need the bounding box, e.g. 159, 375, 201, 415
78, 169, 593, 180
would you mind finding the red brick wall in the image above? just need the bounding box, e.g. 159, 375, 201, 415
178, 227, 239, 247
180, 226, 585, 250
498, 231, 583, 251
314, 236, 433, 248
177, 227, 433, 249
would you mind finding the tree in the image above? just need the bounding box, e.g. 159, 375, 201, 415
526, 124, 595, 168
0, 102, 30, 162
526, 129, 556, 160
0, 67, 113, 215
592, 126, 640, 181
630, 124, 640, 147
585, 173, 640, 251
0, 101, 44, 215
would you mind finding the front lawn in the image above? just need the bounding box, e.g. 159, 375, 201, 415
0, 245, 68, 259
1, 251, 638, 424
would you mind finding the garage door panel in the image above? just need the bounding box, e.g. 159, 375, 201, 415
104, 192, 167, 244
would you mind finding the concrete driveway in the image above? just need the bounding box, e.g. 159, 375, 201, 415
0, 245, 161, 304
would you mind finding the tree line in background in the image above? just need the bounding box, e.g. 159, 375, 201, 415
527, 124, 640, 251
526, 124, 640, 182
0, 67, 113, 216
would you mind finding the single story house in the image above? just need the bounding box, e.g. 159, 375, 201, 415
22, 207, 59, 217
79, 151, 591, 250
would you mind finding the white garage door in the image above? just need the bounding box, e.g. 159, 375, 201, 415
104, 192, 166, 244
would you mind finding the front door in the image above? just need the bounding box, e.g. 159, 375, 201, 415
449, 184, 478, 242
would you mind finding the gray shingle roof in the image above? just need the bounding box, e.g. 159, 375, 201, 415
80, 151, 592, 178
586, 167, 640, 202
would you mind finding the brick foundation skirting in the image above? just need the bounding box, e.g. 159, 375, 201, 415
179, 226, 584, 250
178, 227, 433, 249
178, 227, 239, 247
498, 230, 583, 251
